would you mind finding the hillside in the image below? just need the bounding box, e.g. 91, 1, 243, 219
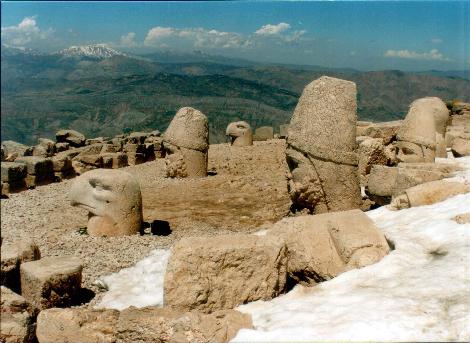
2, 47, 470, 145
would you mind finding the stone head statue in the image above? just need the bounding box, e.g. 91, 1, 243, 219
396, 98, 441, 163
163, 107, 209, 178
286, 76, 361, 214
226, 121, 253, 146
69, 169, 143, 236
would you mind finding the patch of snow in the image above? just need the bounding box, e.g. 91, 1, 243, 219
232, 158, 470, 342
95, 249, 170, 310
57, 44, 126, 59
253, 229, 268, 236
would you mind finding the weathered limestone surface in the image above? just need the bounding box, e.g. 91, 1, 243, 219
286, 76, 361, 213
69, 169, 143, 236
164, 234, 288, 313
268, 209, 390, 285
226, 121, 253, 147
20, 256, 83, 309
36, 307, 252, 343
163, 107, 209, 178
0, 286, 38, 343
279, 124, 289, 139
1, 240, 40, 293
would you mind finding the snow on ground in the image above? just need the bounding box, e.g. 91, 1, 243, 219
96, 157, 469, 341
95, 249, 170, 310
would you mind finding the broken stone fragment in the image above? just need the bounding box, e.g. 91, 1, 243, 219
390, 180, 470, 210
268, 209, 390, 285
1, 239, 40, 293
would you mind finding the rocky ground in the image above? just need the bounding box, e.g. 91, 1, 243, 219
0, 140, 291, 306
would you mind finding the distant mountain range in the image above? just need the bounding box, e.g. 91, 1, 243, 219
57, 44, 128, 59
2, 44, 470, 145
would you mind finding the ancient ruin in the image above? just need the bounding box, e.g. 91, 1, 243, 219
163, 107, 209, 178
226, 121, 253, 146
69, 169, 143, 236
286, 76, 361, 213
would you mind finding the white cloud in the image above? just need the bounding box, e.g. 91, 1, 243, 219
144, 26, 249, 49
431, 37, 443, 44
384, 48, 450, 61
1, 16, 53, 46
255, 22, 291, 35
120, 32, 137, 47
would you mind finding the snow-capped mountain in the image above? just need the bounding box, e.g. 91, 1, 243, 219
57, 44, 127, 59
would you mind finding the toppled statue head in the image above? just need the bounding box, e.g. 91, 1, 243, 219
69, 169, 143, 236
396, 97, 446, 163
286, 76, 361, 214
226, 121, 253, 147
163, 107, 209, 178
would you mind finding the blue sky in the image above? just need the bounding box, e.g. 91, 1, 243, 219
1, 1, 469, 71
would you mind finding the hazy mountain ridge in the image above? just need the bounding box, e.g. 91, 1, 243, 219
2, 45, 470, 145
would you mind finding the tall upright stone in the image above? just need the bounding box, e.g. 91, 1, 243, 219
163, 107, 209, 178
286, 76, 361, 213
396, 98, 441, 163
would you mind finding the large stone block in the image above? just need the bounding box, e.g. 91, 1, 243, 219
268, 209, 390, 285
0, 286, 38, 343
56, 129, 86, 148
14, 156, 54, 177
20, 256, 82, 309
1, 239, 40, 293
101, 153, 128, 169
1, 162, 27, 183
253, 126, 274, 141
164, 234, 288, 313
36, 307, 252, 343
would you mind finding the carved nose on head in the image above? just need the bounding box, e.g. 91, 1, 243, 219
69, 177, 90, 207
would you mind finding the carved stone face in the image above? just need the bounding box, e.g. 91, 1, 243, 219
285, 147, 327, 213
396, 141, 434, 163
226, 121, 253, 147
163, 142, 207, 178
69, 169, 142, 236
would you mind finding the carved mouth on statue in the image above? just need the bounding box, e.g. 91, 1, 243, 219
74, 203, 100, 216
